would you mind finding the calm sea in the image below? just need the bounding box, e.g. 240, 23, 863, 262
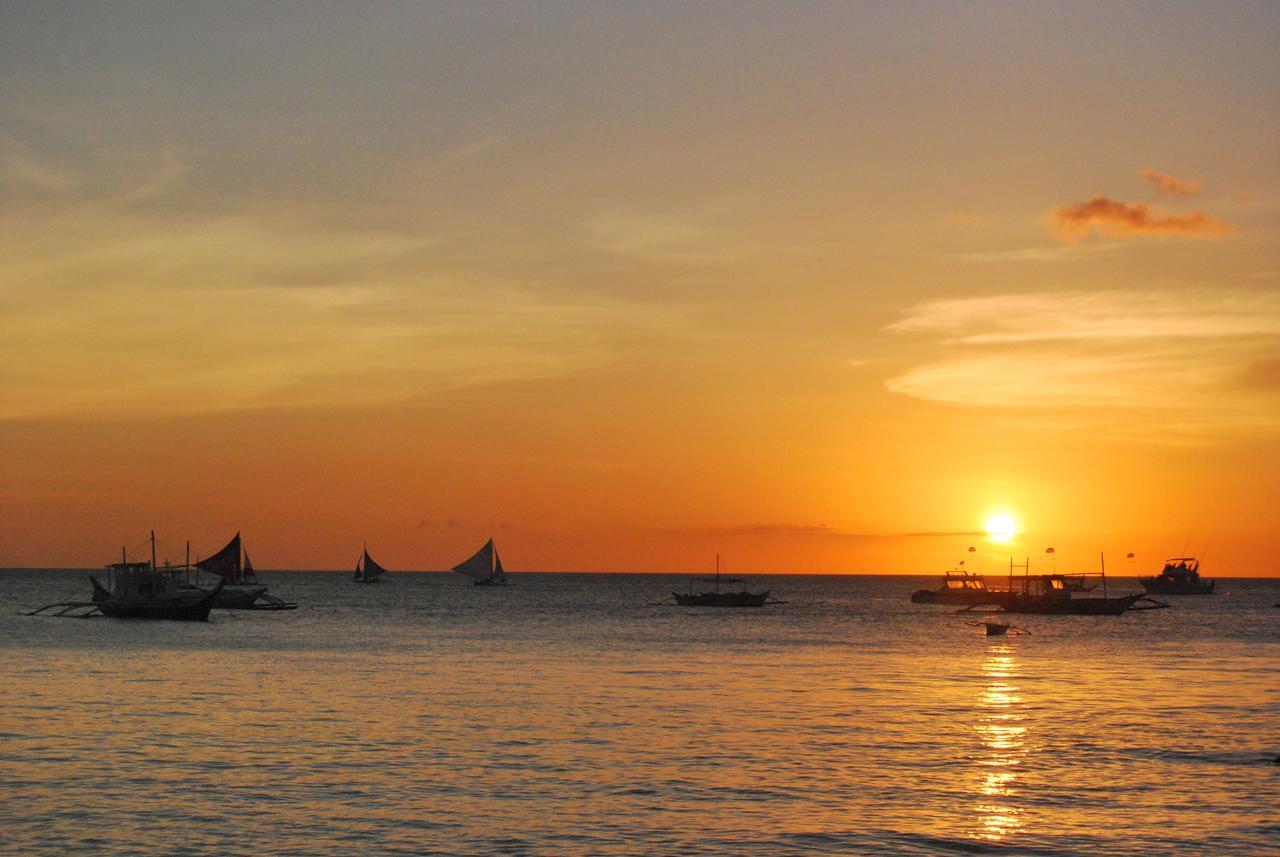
1, 570, 1277, 855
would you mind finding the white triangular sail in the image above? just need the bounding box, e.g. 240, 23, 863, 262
452, 538, 505, 583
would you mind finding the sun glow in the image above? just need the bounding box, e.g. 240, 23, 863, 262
984, 513, 1019, 543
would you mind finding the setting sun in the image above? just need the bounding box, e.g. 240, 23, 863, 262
984, 514, 1019, 543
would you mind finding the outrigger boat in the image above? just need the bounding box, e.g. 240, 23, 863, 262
672, 555, 776, 607
1140, 557, 1214, 595
986, 556, 1167, 616
452, 538, 509, 586
911, 568, 1000, 605
354, 547, 389, 583
27, 530, 296, 618
89, 535, 223, 621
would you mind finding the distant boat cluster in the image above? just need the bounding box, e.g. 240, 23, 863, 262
355, 537, 508, 586
25, 531, 510, 621
24, 536, 1216, 624
910, 552, 1217, 616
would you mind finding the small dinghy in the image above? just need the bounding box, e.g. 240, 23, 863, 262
966, 620, 1030, 637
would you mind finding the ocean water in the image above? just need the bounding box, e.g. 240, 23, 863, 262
1, 570, 1277, 855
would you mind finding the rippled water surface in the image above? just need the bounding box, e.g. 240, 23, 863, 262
2, 571, 1277, 855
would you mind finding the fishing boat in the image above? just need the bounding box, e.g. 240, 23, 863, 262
989, 556, 1166, 616
452, 538, 509, 586
354, 547, 388, 583
673, 555, 773, 607
910, 569, 1000, 605
1140, 557, 1215, 595
194, 532, 268, 607
90, 537, 223, 621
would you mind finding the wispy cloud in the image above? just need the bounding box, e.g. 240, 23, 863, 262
1048, 197, 1234, 242
885, 290, 1280, 438
1240, 357, 1280, 391
582, 209, 738, 263
951, 244, 1121, 264
0, 135, 77, 192
0, 212, 685, 420
887, 292, 1280, 346
944, 211, 989, 227
692, 523, 983, 539
1139, 169, 1200, 197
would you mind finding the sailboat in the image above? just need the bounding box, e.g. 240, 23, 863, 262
354, 547, 388, 583
194, 532, 268, 608
452, 538, 509, 586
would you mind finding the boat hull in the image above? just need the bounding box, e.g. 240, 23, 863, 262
672, 590, 771, 607
994, 592, 1142, 616
213, 584, 268, 608
93, 578, 222, 621
910, 590, 998, 605
1139, 578, 1214, 595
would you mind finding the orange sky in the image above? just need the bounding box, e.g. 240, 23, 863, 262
2, 3, 1278, 573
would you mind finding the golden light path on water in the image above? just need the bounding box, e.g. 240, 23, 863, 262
973, 641, 1029, 841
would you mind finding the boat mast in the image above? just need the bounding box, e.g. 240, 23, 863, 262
1100, 551, 1107, 597
151, 530, 157, 571
716, 553, 720, 593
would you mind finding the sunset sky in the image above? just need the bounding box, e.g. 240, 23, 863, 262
3, 2, 1278, 574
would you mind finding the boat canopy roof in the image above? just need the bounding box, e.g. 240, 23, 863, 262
107, 561, 152, 571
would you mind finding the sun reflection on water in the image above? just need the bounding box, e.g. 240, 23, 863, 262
972, 643, 1029, 842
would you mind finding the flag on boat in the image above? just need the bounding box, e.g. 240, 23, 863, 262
1126, 552, 1135, 559
1045, 547, 1055, 554
968, 546, 976, 552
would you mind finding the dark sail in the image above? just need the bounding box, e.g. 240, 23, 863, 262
355, 549, 388, 582
452, 538, 507, 584
362, 550, 387, 580
197, 533, 243, 582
